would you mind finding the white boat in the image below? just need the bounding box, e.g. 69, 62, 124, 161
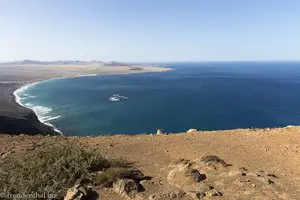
108, 94, 128, 102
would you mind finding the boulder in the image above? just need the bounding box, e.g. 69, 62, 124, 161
167, 164, 205, 188
186, 191, 206, 200
140, 179, 154, 188
149, 189, 186, 200
189, 169, 206, 182
205, 189, 222, 197
123, 169, 144, 181
64, 184, 88, 200
113, 179, 139, 198
184, 183, 212, 199
228, 171, 243, 177
191, 155, 228, 171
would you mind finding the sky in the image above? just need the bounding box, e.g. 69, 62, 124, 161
0, 0, 300, 62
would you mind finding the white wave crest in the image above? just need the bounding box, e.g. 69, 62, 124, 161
13, 82, 62, 134
13, 82, 39, 105
42, 115, 61, 122
27, 104, 62, 134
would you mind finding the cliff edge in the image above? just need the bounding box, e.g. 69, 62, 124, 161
1, 126, 299, 199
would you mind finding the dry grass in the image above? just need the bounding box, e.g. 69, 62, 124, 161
0, 141, 132, 199
93, 167, 144, 187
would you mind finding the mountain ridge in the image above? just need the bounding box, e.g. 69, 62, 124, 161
0, 60, 128, 66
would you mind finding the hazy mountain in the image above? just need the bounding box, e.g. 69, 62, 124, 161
0, 60, 128, 66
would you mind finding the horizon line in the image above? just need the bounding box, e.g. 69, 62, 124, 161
1, 59, 300, 64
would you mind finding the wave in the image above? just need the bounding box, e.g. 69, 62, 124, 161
13, 82, 62, 134
12, 73, 103, 135
13, 82, 39, 105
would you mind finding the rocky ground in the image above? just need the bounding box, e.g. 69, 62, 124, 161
1, 126, 300, 199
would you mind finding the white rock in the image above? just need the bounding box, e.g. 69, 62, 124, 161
186, 129, 197, 133
113, 179, 139, 198
64, 184, 87, 200
149, 189, 186, 200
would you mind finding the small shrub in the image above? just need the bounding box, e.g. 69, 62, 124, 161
93, 167, 129, 187
0, 141, 132, 199
200, 155, 227, 167
93, 167, 144, 187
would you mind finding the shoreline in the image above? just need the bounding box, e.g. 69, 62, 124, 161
5, 66, 172, 135
0, 81, 59, 136
12, 73, 108, 135
13, 81, 63, 135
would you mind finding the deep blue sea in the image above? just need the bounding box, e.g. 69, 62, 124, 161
15, 62, 300, 136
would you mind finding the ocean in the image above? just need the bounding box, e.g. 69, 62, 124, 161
14, 62, 300, 136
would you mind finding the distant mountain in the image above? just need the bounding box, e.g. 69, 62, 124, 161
0, 60, 129, 66
104, 61, 128, 66
0, 60, 45, 65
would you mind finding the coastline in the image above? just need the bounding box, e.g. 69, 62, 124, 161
13, 81, 63, 135
1, 65, 172, 135
12, 74, 108, 135
0, 81, 59, 135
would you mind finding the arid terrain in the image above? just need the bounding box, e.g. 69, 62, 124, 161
1, 126, 299, 199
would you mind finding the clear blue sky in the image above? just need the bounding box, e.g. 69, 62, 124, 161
1, 0, 300, 62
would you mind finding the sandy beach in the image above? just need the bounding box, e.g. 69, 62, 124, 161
0, 64, 171, 135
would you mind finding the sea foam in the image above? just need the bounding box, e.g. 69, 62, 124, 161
12, 74, 102, 135
13, 82, 62, 134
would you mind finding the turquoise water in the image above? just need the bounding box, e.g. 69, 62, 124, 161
15, 62, 300, 135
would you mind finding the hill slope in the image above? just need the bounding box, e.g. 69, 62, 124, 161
1, 126, 299, 199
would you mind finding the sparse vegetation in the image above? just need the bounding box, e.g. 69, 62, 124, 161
0, 141, 132, 199
94, 167, 132, 187
93, 167, 144, 187
200, 155, 227, 167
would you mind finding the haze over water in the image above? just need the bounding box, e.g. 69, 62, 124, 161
17, 62, 300, 135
